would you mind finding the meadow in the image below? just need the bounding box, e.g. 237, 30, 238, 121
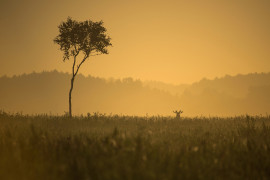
0, 111, 270, 180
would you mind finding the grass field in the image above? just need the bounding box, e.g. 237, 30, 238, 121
0, 111, 270, 180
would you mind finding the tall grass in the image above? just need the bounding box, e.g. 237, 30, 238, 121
0, 111, 270, 179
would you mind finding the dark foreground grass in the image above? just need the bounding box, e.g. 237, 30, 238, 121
0, 112, 270, 180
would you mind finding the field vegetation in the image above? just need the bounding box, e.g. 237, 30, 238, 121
0, 111, 270, 179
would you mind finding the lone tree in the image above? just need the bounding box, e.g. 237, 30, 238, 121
54, 17, 112, 117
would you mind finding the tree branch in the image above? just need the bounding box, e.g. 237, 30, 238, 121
72, 54, 77, 77
74, 54, 89, 77
74, 45, 79, 56
90, 53, 102, 57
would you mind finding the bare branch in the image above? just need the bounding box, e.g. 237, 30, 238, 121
74, 54, 89, 77
74, 45, 79, 56
72, 55, 77, 77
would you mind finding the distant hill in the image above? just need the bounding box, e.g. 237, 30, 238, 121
180, 72, 270, 116
145, 72, 270, 99
143, 80, 189, 96
0, 71, 269, 116
0, 71, 181, 115
183, 72, 270, 98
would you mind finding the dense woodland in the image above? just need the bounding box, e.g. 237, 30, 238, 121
0, 71, 270, 116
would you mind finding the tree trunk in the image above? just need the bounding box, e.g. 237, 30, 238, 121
68, 53, 87, 118
69, 76, 75, 118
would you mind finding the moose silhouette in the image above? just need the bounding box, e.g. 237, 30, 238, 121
173, 110, 183, 120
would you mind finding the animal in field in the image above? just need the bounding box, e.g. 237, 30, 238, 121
173, 110, 183, 120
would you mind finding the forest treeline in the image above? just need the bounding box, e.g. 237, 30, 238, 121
0, 71, 269, 116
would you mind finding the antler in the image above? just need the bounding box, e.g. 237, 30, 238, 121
173, 110, 183, 114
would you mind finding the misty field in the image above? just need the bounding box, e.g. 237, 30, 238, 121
0, 112, 270, 180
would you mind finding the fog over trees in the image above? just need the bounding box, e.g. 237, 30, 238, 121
0, 71, 269, 116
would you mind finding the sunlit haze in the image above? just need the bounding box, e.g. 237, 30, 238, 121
2, 1, 270, 177
1, 0, 270, 84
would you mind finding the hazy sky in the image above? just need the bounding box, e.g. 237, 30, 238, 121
1, 0, 270, 84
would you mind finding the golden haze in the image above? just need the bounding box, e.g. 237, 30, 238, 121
0, 0, 270, 84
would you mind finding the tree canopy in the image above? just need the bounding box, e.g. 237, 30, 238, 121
54, 17, 112, 61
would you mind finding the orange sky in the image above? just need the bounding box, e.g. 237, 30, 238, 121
1, 0, 270, 84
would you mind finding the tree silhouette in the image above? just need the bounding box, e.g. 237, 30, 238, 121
54, 17, 112, 117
